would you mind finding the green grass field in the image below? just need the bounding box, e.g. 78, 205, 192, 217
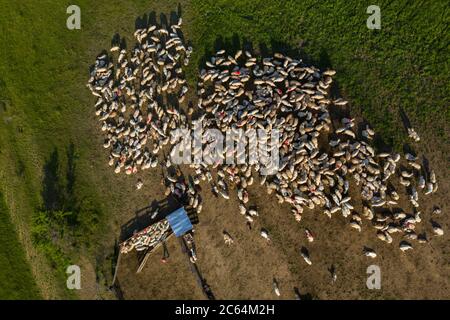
0, 0, 448, 298
0, 193, 41, 299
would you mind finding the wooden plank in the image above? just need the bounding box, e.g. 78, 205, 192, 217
136, 248, 151, 274
136, 232, 174, 273
111, 252, 122, 286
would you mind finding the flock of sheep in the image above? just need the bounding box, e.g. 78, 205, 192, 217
87, 16, 444, 297
87, 17, 191, 176
194, 45, 443, 264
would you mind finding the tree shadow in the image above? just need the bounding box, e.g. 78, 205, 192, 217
42, 149, 63, 211
66, 142, 76, 208
15, 159, 26, 178
41, 143, 78, 215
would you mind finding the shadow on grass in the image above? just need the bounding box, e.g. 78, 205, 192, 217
41, 142, 77, 213
39, 142, 103, 246
42, 149, 62, 211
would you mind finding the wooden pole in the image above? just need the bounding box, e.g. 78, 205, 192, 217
136, 248, 152, 274
111, 252, 122, 286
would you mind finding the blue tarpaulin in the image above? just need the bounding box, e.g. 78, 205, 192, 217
166, 207, 193, 237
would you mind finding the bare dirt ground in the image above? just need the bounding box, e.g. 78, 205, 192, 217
111, 130, 449, 300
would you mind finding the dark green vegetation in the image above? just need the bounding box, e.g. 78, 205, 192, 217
31, 145, 102, 272
0, 193, 41, 299
0, 0, 448, 298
